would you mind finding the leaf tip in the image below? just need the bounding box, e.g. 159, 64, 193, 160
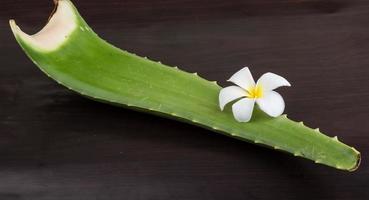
349, 149, 361, 172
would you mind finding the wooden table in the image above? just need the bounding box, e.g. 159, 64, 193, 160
0, 0, 368, 199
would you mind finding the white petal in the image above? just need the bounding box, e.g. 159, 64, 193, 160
257, 72, 291, 92
232, 98, 255, 122
256, 91, 285, 117
228, 67, 255, 90
219, 86, 246, 110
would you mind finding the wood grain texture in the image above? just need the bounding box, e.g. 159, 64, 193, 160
0, 0, 368, 199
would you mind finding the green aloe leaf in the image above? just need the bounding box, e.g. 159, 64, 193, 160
9, 0, 360, 171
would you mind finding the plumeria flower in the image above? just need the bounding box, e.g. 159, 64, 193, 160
219, 67, 291, 122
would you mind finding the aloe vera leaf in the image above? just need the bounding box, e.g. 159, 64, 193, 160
9, 0, 360, 171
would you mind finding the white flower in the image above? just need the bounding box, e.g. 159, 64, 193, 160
219, 67, 291, 122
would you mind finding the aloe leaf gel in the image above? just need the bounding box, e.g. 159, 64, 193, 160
9, 0, 360, 171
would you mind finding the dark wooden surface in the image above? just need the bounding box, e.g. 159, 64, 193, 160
1, 0, 369, 199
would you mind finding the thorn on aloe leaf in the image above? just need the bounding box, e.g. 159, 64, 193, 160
336, 165, 344, 170
293, 152, 301, 156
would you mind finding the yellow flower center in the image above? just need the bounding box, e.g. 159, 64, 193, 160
247, 85, 263, 99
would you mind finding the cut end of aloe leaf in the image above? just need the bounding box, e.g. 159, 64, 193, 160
9, 0, 361, 171
9, 0, 77, 52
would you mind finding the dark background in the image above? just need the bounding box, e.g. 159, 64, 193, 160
1, 0, 368, 199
